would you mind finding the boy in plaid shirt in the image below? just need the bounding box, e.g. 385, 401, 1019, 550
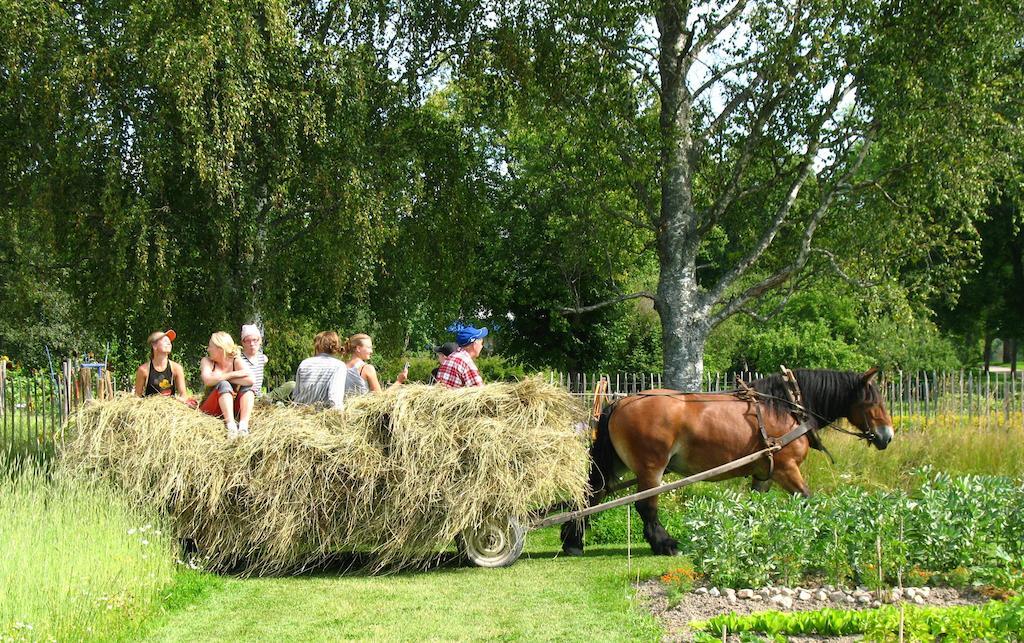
435, 325, 487, 388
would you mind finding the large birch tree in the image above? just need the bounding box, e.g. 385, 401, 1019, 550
466, 0, 1022, 388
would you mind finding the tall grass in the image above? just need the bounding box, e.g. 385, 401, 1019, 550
802, 418, 1024, 493
0, 464, 177, 641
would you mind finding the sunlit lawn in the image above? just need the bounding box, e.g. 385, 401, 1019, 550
144, 527, 665, 642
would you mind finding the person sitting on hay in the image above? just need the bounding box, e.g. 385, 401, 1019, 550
435, 324, 487, 388
239, 324, 269, 397
291, 331, 348, 409
343, 333, 408, 397
427, 342, 459, 385
198, 331, 255, 439
134, 329, 189, 401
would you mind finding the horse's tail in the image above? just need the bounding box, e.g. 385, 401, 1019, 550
588, 402, 619, 495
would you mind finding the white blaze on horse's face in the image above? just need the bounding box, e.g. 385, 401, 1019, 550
850, 367, 894, 450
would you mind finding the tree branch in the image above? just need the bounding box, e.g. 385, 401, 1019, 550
694, 71, 764, 153
698, 82, 791, 233
690, 0, 749, 59
691, 55, 760, 98
558, 291, 657, 315
810, 248, 886, 288
708, 127, 875, 327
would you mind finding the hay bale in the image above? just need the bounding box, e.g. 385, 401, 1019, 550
58, 378, 589, 575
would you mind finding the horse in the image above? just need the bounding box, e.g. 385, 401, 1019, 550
560, 367, 894, 557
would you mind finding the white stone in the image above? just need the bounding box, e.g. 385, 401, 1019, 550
905, 587, 917, 599
770, 595, 794, 609
758, 588, 772, 598
918, 586, 931, 597
797, 591, 812, 601
828, 591, 847, 603
780, 587, 796, 597
737, 589, 755, 599
709, 588, 721, 598
845, 595, 856, 604
727, 595, 738, 604
890, 588, 903, 602
871, 600, 882, 608
695, 587, 708, 595
857, 594, 872, 604
913, 594, 926, 605
815, 590, 829, 602
724, 588, 736, 598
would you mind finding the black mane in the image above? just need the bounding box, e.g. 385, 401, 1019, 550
743, 369, 878, 431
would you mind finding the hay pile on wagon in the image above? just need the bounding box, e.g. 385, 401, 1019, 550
59, 378, 589, 575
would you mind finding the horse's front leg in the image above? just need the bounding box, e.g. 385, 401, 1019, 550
772, 459, 811, 497
635, 471, 678, 556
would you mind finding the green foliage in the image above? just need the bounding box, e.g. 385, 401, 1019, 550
589, 472, 1024, 589
694, 597, 1024, 641
857, 317, 962, 372
741, 320, 872, 373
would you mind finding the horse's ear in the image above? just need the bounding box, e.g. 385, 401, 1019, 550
861, 367, 879, 385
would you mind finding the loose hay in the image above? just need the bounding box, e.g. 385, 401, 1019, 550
58, 378, 589, 575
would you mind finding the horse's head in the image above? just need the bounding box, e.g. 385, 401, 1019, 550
845, 367, 894, 449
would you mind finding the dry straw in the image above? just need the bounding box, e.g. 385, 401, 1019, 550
58, 378, 589, 575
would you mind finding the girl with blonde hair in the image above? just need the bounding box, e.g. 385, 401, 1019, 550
344, 333, 407, 396
199, 331, 255, 438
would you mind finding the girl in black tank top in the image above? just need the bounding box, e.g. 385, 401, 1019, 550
145, 360, 174, 396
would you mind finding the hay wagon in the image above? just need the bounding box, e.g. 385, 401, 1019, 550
63, 379, 596, 575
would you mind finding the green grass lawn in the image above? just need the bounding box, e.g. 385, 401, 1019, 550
143, 528, 666, 642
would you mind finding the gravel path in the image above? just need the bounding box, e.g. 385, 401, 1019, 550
636, 581, 991, 642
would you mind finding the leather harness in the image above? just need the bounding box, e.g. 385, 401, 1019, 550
738, 365, 815, 481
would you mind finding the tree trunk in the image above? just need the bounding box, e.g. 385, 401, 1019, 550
656, 287, 710, 391
655, 0, 704, 390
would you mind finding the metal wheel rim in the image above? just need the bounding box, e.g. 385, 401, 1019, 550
462, 517, 523, 566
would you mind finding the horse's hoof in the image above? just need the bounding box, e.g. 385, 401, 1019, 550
562, 547, 584, 557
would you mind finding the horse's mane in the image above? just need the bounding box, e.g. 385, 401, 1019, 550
745, 368, 878, 431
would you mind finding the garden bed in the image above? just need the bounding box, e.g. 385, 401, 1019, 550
637, 580, 995, 641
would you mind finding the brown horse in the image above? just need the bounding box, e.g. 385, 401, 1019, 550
561, 368, 893, 557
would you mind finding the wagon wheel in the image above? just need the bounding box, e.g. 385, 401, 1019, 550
459, 516, 526, 568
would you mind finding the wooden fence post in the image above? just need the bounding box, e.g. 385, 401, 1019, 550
61, 359, 72, 422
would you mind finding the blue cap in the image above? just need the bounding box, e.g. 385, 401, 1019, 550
448, 322, 489, 347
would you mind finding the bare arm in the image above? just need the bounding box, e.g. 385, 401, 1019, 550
199, 357, 222, 387
228, 357, 254, 387
363, 364, 382, 392
134, 364, 147, 397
